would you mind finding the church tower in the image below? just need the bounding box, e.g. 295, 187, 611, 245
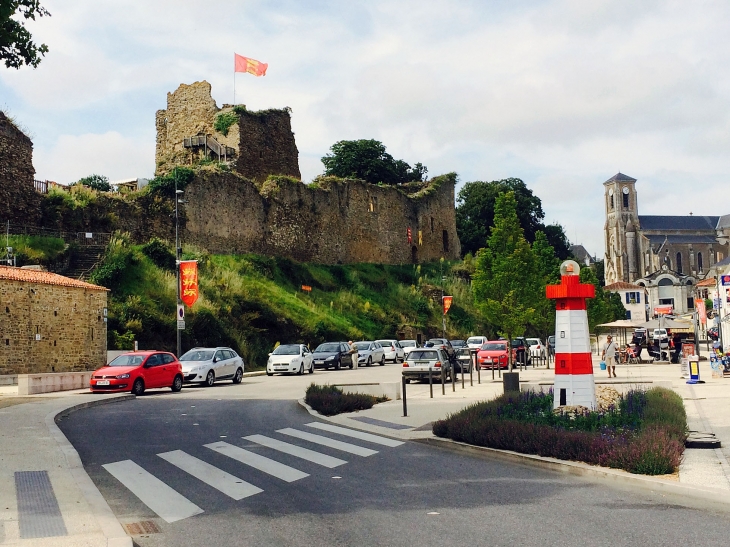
603, 173, 640, 284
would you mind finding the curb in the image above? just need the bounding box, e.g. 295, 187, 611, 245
415, 436, 730, 512
242, 371, 267, 378
45, 394, 136, 547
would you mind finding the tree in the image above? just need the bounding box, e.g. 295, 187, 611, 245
580, 266, 626, 332
472, 191, 537, 370
321, 139, 427, 184
1, 1, 50, 69
530, 230, 560, 366
541, 223, 571, 261
76, 174, 111, 192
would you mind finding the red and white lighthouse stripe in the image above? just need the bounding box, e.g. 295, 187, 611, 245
546, 272, 596, 410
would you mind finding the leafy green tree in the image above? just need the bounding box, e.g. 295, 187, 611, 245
76, 174, 111, 192
530, 230, 560, 365
1, 1, 50, 69
541, 223, 572, 261
580, 266, 626, 331
473, 191, 537, 369
321, 139, 427, 184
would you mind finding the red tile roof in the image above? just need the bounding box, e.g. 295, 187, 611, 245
0, 266, 108, 291
696, 278, 716, 287
604, 281, 644, 291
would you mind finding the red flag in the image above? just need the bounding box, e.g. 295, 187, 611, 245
442, 296, 453, 315
234, 53, 268, 76
180, 260, 199, 307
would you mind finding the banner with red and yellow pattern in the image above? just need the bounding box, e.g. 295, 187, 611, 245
180, 260, 199, 307
442, 296, 453, 315
235, 53, 268, 76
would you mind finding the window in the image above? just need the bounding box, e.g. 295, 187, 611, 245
431, 217, 434, 233
698, 252, 703, 272
443, 230, 449, 252
676, 252, 683, 274
687, 297, 695, 310
622, 187, 629, 208
625, 291, 640, 304
609, 195, 614, 209
625, 310, 632, 320
162, 353, 176, 364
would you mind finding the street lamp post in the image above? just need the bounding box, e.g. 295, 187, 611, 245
175, 184, 184, 358
440, 258, 446, 338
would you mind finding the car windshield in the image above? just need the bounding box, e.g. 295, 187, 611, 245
467, 337, 483, 344
457, 348, 471, 356
400, 341, 416, 347
179, 350, 214, 361
451, 340, 466, 347
314, 343, 341, 353
108, 355, 146, 367
481, 343, 506, 351
355, 342, 371, 350
272, 345, 300, 355
511, 339, 524, 347
375, 340, 393, 346
408, 350, 439, 360
429, 339, 446, 345
526, 339, 539, 345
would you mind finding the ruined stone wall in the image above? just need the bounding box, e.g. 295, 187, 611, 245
0, 111, 41, 226
183, 172, 461, 264
0, 278, 107, 374
235, 109, 301, 182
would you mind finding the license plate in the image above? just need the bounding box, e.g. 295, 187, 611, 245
315, 361, 324, 365
97, 380, 110, 386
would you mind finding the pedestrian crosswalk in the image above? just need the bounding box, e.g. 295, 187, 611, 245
102, 423, 403, 523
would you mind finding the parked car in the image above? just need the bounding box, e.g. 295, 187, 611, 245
427, 338, 455, 360
399, 340, 419, 356
510, 337, 531, 366
466, 336, 488, 349
708, 327, 719, 341
477, 341, 509, 369
354, 341, 386, 366
266, 344, 314, 376
652, 328, 669, 348
547, 335, 556, 356
375, 339, 406, 363
450, 340, 467, 350
311, 342, 354, 370
526, 338, 547, 359
179, 347, 245, 386
402, 348, 452, 383
453, 347, 473, 373
90, 351, 183, 395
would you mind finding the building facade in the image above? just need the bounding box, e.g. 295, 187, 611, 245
604, 281, 647, 322
0, 266, 108, 375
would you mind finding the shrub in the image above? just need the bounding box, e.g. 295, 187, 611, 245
141, 238, 176, 271
147, 167, 195, 197
214, 111, 239, 136
305, 384, 388, 416
433, 387, 686, 475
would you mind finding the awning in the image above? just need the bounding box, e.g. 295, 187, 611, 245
597, 320, 645, 329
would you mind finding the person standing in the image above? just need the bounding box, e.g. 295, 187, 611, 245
602, 335, 618, 378
349, 341, 359, 369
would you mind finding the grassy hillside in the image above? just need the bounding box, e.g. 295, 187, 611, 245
87, 235, 485, 369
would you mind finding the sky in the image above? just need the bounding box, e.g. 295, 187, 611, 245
2, 0, 730, 257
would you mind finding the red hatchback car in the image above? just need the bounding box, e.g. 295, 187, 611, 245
90, 351, 184, 395
477, 341, 509, 369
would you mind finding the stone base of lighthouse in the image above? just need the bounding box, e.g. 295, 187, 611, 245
553, 374, 597, 410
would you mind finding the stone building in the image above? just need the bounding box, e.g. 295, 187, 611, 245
0, 266, 108, 375
603, 172, 730, 288
0, 111, 41, 226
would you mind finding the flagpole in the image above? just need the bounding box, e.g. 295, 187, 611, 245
233, 56, 236, 105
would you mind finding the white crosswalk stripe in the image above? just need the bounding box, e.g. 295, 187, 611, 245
277, 428, 378, 457
158, 450, 263, 500
102, 460, 204, 523
205, 441, 309, 482
305, 422, 405, 447
243, 434, 347, 468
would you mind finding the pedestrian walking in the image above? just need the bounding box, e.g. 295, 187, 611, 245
602, 335, 618, 378
348, 340, 359, 369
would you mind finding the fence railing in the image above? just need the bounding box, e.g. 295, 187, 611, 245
76, 232, 112, 246
33, 180, 64, 194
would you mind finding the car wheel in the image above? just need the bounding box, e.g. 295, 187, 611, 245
297, 363, 304, 375
309, 362, 314, 374
335, 360, 341, 371
232, 368, 243, 384
171, 375, 183, 392
366, 357, 372, 367
266, 371, 273, 377
404, 378, 410, 384
205, 370, 215, 387
132, 378, 144, 396
380, 356, 385, 366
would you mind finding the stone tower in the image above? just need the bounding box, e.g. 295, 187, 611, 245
603, 173, 640, 284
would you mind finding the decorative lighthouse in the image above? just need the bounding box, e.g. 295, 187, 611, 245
546, 260, 596, 410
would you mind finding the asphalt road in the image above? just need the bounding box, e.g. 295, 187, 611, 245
57, 390, 730, 547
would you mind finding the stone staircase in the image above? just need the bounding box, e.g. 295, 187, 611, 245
64, 246, 106, 280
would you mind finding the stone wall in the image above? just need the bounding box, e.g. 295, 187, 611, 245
0, 111, 41, 226
183, 172, 461, 264
235, 109, 300, 182
0, 274, 108, 374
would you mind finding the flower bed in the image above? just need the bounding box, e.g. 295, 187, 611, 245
305, 383, 389, 416
432, 387, 687, 475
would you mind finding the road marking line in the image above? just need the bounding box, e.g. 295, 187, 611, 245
102, 460, 203, 523
204, 441, 308, 482
157, 450, 263, 500
305, 422, 405, 447
277, 428, 378, 456
243, 434, 347, 468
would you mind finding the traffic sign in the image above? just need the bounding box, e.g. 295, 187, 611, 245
721, 275, 730, 286
177, 320, 186, 330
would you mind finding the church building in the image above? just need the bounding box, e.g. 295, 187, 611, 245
603, 173, 730, 315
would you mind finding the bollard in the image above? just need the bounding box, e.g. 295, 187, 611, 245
402, 375, 407, 417
492, 362, 495, 380
461, 360, 465, 389
452, 361, 456, 392
477, 363, 481, 384
429, 367, 433, 398
441, 366, 446, 395
470, 350, 475, 386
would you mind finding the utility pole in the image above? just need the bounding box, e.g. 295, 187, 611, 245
175, 180, 184, 358
440, 257, 446, 338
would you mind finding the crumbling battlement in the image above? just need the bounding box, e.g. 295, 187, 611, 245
0, 111, 41, 226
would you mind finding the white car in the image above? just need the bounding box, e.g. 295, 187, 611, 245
526, 338, 547, 359
375, 339, 405, 363
266, 344, 314, 376
354, 341, 385, 367
179, 347, 245, 386
399, 340, 419, 356
466, 336, 488, 350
